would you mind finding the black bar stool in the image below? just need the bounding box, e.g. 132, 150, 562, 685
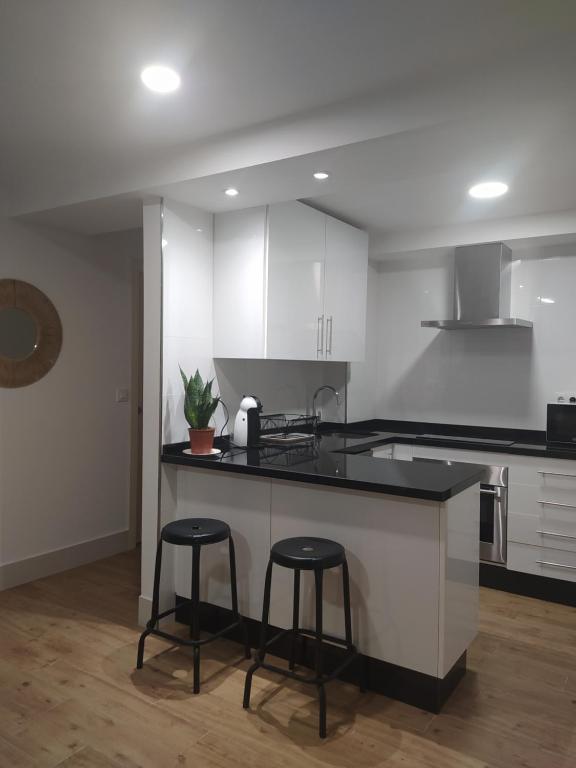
243, 536, 362, 738
136, 518, 250, 693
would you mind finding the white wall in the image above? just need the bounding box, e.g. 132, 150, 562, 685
0, 218, 139, 588
161, 200, 214, 445
363, 240, 576, 431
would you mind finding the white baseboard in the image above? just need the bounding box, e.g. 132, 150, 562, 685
138, 595, 152, 626
0, 530, 132, 591
138, 594, 178, 628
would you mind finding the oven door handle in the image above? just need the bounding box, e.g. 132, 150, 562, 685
480, 485, 507, 564
481, 487, 505, 505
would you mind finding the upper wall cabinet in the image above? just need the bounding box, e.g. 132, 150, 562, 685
213, 201, 368, 361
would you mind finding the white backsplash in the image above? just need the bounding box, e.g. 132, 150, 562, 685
355, 240, 576, 431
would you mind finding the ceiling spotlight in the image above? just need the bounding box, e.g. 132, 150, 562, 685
224, 188, 239, 197
313, 171, 330, 180
468, 181, 509, 199
196, 228, 203, 233
161, 238, 168, 248
538, 296, 555, 304
141, 65, 181, 93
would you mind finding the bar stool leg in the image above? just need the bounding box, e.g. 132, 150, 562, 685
314, 568, 326, 738
136, 538, 163, 669
289, 569, 300, 671
229, 534, 251, 659
342, 558, 366, 692
317, 682, 327, 739
342, 559, 352, 649
190, 543, 201, 694
243, 558, 273, 709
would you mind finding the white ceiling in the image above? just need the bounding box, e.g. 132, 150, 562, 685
4, 0, 576, 248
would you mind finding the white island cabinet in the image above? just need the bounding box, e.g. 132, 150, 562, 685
213, 201, 368, 362
161, 463, 479, 709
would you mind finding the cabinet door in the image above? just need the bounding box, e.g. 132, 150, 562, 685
266, 202, 326, 360
324, 216, 368, 362
213, 207, 267, 358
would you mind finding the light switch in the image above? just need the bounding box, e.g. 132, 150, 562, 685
116, 388, 130, 403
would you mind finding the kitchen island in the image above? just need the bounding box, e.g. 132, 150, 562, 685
159, 432, 483, 711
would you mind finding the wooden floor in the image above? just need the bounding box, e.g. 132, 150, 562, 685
1, 550, 576, 768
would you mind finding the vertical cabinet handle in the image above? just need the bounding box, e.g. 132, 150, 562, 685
327, 316, 333, 355
317, 315, 324, 357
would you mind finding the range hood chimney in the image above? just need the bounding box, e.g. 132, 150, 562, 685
421, 242, 532, 330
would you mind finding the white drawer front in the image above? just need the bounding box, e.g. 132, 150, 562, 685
372, 446, 393, 459
508, 459, 576, 487
537, 471, 576, 505
509, 511, 576, 552
509, 482, 576, 516
508, 473, 576, 506
508, 542, 576, 582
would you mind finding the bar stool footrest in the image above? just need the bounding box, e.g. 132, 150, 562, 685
264, 626, 354, 653
257, 649, 358, 686
259, 626, 359, 685
146, 616, 245, 648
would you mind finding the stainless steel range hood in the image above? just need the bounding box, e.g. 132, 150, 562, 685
421, 242, 533, 330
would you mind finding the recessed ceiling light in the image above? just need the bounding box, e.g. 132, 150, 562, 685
224, 188, 239, 197
161, 238, 168, 248
196, 228, 203, 233
538, 296, 555, 304
313, 171, 330, 180
140, 65, 181, 93
468, 181, 509, 199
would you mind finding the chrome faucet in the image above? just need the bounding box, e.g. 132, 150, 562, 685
311, 385, 340, 432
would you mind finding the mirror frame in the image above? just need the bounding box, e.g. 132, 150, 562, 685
0, 279, 63, 388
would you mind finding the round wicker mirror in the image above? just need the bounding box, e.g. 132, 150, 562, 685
0, 279, 62, 388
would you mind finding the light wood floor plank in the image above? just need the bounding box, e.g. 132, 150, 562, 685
1, 548, 575, 768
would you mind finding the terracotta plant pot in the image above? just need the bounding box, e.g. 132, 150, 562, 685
188, 427, 215, 455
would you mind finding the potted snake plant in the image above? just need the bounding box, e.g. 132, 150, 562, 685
180, 367, 220, 454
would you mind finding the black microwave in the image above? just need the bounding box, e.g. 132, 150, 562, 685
547, 403, 576, 446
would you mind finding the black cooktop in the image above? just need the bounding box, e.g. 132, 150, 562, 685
418, 434, 515, 447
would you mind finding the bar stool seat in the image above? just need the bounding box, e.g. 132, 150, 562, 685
136, 517, 250, 694
271, 537, 345, 570
243, 535, 363, 738
162, 517, 230, 546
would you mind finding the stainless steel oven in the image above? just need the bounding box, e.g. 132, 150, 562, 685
479, 464, 508, 565
412, 458, 509, 565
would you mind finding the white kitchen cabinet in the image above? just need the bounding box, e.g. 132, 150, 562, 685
213, 201, 368, 361
213, 207, 267, 359
324, 215, 369, 361
266, 201, 326, 360
508, 542, 576, 582
167, 465, 479, 679
409, 442, 576, 578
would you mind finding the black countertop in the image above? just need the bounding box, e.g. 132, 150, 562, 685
336, 419, 576, 461
162, 419, 576, 501
162, 431, 486, 502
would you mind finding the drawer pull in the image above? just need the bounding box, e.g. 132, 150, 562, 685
536, 560, 576, 570
536, 530, 576, 540
538, 471, 576, 478
538, 500, 576, 509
